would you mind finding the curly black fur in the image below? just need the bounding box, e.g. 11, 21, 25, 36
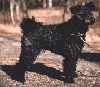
16, 2, 95, 83
20, 16, 42, 35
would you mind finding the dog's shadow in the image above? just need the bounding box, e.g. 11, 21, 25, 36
80, 52, 100, 62
0, 63, 64, 83
0, 52, 100, 83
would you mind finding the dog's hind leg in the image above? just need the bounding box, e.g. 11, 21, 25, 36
15, 49, 40, 82
15, 36, 41, 82
16, 37, 41, 71
17, 36, 41, 70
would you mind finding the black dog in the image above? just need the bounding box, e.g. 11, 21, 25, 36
15, 2, 95, 83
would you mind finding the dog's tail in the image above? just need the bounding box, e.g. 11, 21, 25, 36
20, 16, 42, 35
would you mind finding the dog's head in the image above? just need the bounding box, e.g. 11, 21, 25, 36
70, 2, 95, 25
20, 16, 42, 35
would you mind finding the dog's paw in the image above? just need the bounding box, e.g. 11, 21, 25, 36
64, 77, 74, 84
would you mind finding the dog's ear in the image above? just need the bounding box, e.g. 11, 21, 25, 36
70, 5, 81, 14
85, 2, 95, 11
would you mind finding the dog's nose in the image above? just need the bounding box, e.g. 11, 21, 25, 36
85, 17, 95, 25
90, 18, 95, 25
92, 18, 95, 22
92, 18, 95, 21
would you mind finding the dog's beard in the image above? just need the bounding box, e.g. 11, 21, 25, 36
85, 18, 95, 25
76, 14, 95, 25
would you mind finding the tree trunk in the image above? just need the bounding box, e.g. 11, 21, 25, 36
43, 0, 47, 8
48, 0, 52, 8
10, 0, 15, 24
21, 0, 28, 18
99, 0, 100, 21
63, 0, 71, 22
16, 1, 20, 20
2, 0, 5, 12
9, 0, 28, 23
72, 0, 77, 6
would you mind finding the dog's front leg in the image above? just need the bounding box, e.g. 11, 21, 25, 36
62, 48, 79, 83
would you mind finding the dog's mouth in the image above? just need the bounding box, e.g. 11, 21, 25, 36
85, 18, 95, 25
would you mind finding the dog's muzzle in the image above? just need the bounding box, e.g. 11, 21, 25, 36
85, 18, 95, 25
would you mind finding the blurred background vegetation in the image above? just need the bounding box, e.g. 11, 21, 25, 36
0, 0, 67, 10
0, 0, 99, 10
0, 0, 99, 26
